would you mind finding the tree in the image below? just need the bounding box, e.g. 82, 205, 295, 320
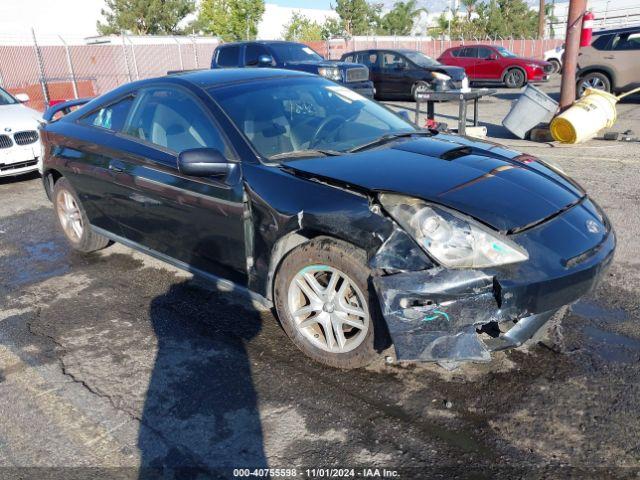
283, 12, 324, 42
321, 17, 345, 39
379, 0, 427, 36
475, 0, 538, 38
97, 0, 196, 35
197, 0, 265, 41
332, 0, 381, 36
545, 2, 558, 38
460, 0, 477, 21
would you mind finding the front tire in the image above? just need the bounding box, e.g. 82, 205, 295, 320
274, 238, 385, 369
504, 68, 526, 88
549, 58, 561, 74
53, 177, 110, 253
412, 80, 431, 101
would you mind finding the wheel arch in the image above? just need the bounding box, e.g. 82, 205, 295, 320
42, 168, 63, 201
577, 66, 615, 90
266, 231, 369, 302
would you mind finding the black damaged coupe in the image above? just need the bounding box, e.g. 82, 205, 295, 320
40, 69, 615, 368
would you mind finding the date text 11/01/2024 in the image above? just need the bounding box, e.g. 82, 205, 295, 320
232, 468, 400, 477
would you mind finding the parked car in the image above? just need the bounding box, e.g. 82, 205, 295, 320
0, 87, 43, 178
40, 69, 615, 368
341, 48, 467, 100
211, 40, 375, 98
577, 25, 640, 97
544, 44, 564, 73
438, 45, 552, 88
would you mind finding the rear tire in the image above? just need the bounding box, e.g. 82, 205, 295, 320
577, 72, 611, 97
53, 177, 110, 253
504, 68, 526, 88
274, 238, 387, 369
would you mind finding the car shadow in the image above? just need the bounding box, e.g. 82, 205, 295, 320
0, 170, 40, 185
137, 252, 269, 478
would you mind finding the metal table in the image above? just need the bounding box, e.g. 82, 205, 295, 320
415, 89, 497, 135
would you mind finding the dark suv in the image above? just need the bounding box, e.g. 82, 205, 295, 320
211, 41, 375, 98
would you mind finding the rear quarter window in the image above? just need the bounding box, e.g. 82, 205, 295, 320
216, 46, 240, 67
591, 34, 612, 50
78, 95, 134, 131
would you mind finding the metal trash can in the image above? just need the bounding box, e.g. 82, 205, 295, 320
502, 84, 558, 139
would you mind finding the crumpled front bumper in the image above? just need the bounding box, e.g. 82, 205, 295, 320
371, 200, 616, 363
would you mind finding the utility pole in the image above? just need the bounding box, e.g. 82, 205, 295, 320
559, 0, 587, 109
538, 0, 546, 38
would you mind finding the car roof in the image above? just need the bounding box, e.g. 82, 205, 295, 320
217, 40, 307, 48
593, 25, 640, 36
173, 68, 312, 88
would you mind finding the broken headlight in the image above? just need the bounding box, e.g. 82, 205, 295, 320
379, 194, 529, 268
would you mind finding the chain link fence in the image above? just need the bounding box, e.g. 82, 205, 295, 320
0, 32, 220, 112
1, 31, 564, 113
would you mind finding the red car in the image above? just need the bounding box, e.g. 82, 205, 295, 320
437, 45, 552, 88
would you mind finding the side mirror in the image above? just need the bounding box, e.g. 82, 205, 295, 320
257, 54, 274, 67
487, 54, 498, 60
15, 93, 30, 103
177, 148, 234, 177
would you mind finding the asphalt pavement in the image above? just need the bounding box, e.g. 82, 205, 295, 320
1, 79, 639, 479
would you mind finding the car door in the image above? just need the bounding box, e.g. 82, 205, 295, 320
361, 51, 382, 91
108, 84, 247, 282
473, 46, 501, 80
62, 93, 137, 234
609, 31, 640, 90
380, 52, 410, 96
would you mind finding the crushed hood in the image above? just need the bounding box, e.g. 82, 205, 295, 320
282, 135, 584, 232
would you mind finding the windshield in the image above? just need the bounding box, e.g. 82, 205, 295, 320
495, 46, 518, 58
209, 77, 416, 160
403, 51, 440, 67
270, 43, 324, 63
0, 87, 17, 106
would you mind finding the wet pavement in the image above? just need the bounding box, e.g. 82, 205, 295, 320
1, 103, 640, 478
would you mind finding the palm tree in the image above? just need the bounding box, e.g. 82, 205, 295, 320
460, 0, 477, 21
382, 0, 428, 36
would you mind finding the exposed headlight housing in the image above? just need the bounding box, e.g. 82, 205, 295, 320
379, 193, 529, 268
318, 66, 342, 82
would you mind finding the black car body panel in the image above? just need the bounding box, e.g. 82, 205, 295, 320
40, 69, 615, 363
211, 41, 375, 98
282, 136, 583, 232
341, 48, 467, 99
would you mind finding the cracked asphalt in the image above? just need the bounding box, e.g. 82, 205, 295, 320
1, 83, 640, 479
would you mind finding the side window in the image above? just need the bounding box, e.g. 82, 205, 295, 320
123, 87, 229, 156
217, 46, 240, 67
450, 49, 460, 57
591, 34, 612, 50
464, 47, 479, 58
382, 53, 406, 69
477, 47, 493, 59
78, 95, 134, 131
245, 44, 270, 66
613, 32, 640, 50
343, 54, 354, 63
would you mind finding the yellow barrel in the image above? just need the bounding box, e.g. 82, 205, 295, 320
550, 88, 619, 143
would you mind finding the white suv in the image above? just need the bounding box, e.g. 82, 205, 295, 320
0, 87, 43, 178
544, 44, 564, 73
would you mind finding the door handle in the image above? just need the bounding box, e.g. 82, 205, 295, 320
604, 56, 615, 59
109, 162, 124, 173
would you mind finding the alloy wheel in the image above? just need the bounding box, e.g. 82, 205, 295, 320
56, 190, 84, 242
579, 76, 607, 96
505, 69, 525, 88
287, 265, 370, 354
